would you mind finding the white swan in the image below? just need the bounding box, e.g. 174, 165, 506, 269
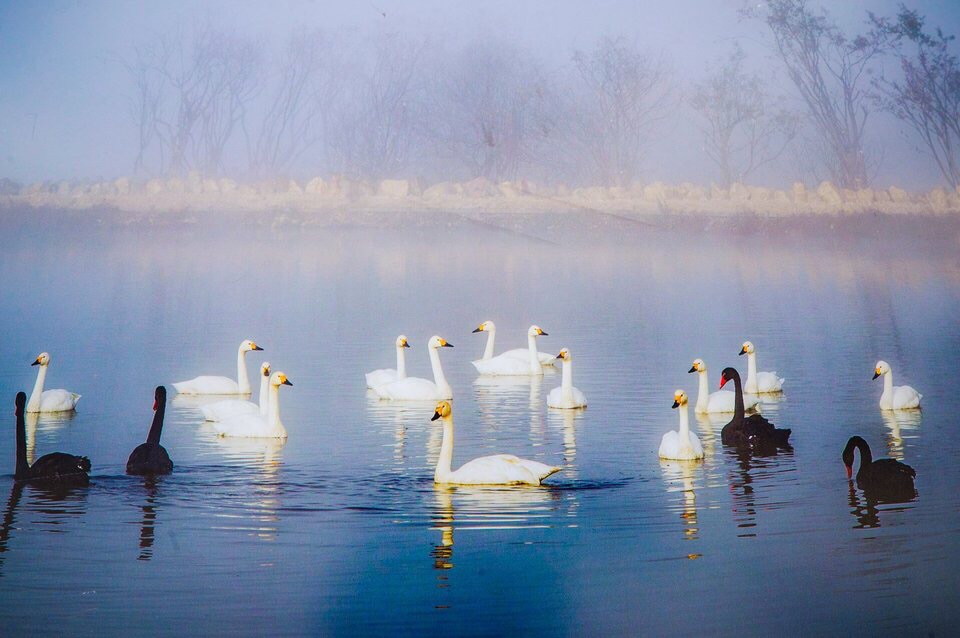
201, 362, 271, 422
212, 371, 292, 438
738, 341, 785, 394
659, 390, 704, 461
547, 348, 587, 409
688, 358, 760, 414
374, 336, 454, 401
873, 360, 922, 410
172, 339, 263, 395
472, 325, 548, 376
471, 321, 556, 367
365, 335, 410, 389
27, 352, 81, 413
431, 401, 561, 485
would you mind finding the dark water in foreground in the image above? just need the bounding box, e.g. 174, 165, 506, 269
0, 212, 958, 636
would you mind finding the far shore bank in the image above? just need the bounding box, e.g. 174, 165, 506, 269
2, 175, 960, 224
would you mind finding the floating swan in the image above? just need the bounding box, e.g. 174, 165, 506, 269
738, 341, 785, 394
472, 325, 548, 376
126, 386, 174, 475
471, 321, 555, 367
14, 392, 90, 485
873, 360, 922, 410
366, 335, 410, 389
843, 435, 916, 498
659, 390, 704, 460
27, 352, 81, 413
374, 336, 454, 401
431, 401, 561, 485
212, 371, 292, 438
719, 367, 791, 452
172, 339, 264, 395
200, 362, 271, 422
688, 358, 759, 413
547, 348, 587, 409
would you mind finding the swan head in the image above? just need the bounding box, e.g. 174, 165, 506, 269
718, 367, 739, 389
396, 335, 410, 348
15, 391, 26, 417
873, 360, 891, 380
528, 325, 548, 337
153, 386, 166, 410
739, 341, 755, 356
672, 390, 688, 409
241, 340, 264, 352
270, 371, 293, 387
431, 400, 452, 421
688, 358, 705, 373
556, 347, 571, 361
31, 352, 50, 367
260, 362, 272, 376
472, 321, 494, 333
429, 336, 454, 349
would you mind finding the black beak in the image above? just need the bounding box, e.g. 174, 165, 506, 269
431, 411, 441, 421
556, 352, 563, 359
31, 359, 39, 366
540, 331, 549, 336
872, 371, 880, 380
403, 342, 411, 348
442, 342, 454, 348
672, 400, 680, 409
472, 327, 482, 333
282, 379, 293, 386
253, 345, 264, 351
687, 366, 696, 373
738, 347, 746, 356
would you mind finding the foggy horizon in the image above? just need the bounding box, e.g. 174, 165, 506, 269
1, 0, 958, 190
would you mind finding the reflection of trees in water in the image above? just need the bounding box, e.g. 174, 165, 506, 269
725, 446, 795, 537
880, 410, 922, 461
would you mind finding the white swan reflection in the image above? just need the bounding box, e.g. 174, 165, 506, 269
880, 409, 922, 460
365, 393, 432, 468
211, 435, 287, 542
24, 411, 77, 465
660, 460, 702, 546
546, 408, 583, 480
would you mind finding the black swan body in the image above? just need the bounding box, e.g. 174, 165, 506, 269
126, 386, 173, 476
843, 436, 915, 496
14, 392, 90, 485
719, 367, 791, 452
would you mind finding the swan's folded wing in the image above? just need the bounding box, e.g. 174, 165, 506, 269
452, 454, 546, 485
365, 368, 399, 389
40, 389, 80, 412
374, 376, 443, 400
173, 375, 240, 395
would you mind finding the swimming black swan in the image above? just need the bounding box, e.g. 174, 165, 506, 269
126, 386, 173, 476
842, 436, 915, 496
719, 367, 791, 451
14, 392, 90, 485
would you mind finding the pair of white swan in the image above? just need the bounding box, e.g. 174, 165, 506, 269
472, 325, 550, 376
372, 336, 453, 401
659, 390, 704, 461
431, 401, 560, 485
365, 336, 410, 389
547, 348, 587, 409
472, 321, 556, 370
173, 339, 264, 395
201, 362, 272, 422
27, 352, 81, 413
874, 360, 922, 410
738, 341, 785, 394
688, 358, 759, 414
211, 371, 292, 438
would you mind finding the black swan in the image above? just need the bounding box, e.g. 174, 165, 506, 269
126, 386, 173, 476
842, 436, 915, 496
14, 392, 90, 485
719, 367, 791, 451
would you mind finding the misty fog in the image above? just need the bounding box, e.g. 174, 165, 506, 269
1, 0, 958, 191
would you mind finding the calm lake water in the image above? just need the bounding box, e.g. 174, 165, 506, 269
1, 210, 958, 636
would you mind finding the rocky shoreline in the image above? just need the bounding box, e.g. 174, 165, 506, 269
2, 174, 959, 221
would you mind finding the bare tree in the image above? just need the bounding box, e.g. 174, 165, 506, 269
749, 0, 893, 188
690, 44, 799, 186
872, 7, 960, 188
563, 36, 673, 187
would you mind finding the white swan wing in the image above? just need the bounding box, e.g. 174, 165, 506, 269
200, 399, 259, 422
659, 430, 704, 460
449, 454, 559, 485
173, 375, 241, 395
756, 371, 785, 393
473, 353, 535, 376
38, 389, 80, 412
706, 390, 759, 413
893, 385, 922, 409
375, 376, 448, 401
500, 348, 556, 366
547, 386, 587, 409
212, 413, 286, 438
365, 368, 399, 389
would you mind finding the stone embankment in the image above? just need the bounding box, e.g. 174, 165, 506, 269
2, 173, 959, 218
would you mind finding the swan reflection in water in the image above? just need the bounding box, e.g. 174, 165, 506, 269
724, 446, 796, 537
546, 408, 584, 481
660, 460, 702, 547
880, 409, 922, 461
693, 412, 726, 458
24, 411, 78, 465
212, 435, 287, 542
135, 476, 161, 561
365, 393, 433, 469
847, 481, 917, 529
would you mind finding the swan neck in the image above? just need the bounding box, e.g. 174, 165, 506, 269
237, 348, 251, 394
696, 370, 709, 412
678, 403, 690, 439
396, 346, 407, 378
528, 334, 540, 373
561, 358, 573, 400
435, 416, 454, 482
857, 439, 873, 468
259, 373, 270, 416
732, 372, 745, 421
746, 353, 758, 392
269, 384, 282, 431
27, 365, 47, 412
883, 371, 894, 396
483, 328, 495, 360
15, 410, 28, 478
146, 400, 166, 445
429, 347, 449, 394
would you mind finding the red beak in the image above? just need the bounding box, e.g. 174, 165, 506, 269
845, 465, 852, 479
719, 375, 727, 389
153, 399, 158, 411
